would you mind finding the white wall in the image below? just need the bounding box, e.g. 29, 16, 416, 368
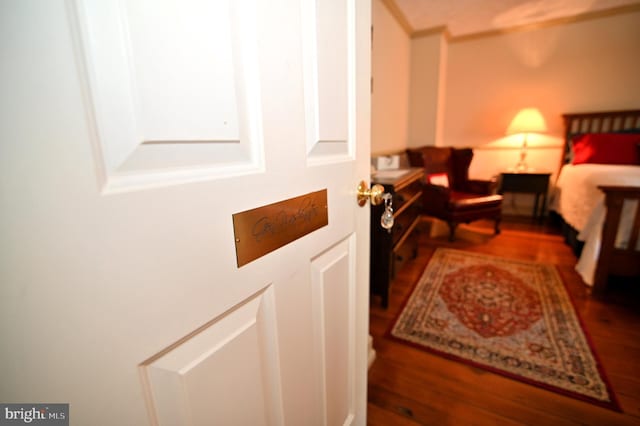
372, 7, 640, 170
405, 10, 640, 214
371, 0, 411, 155
408, 33, 446, 148
443, 10, 640, 181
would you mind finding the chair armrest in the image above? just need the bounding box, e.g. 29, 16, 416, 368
467, 179, 498, 195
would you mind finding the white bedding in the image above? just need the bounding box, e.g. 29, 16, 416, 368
551, 164, 640, 232
551, 164, 640, 285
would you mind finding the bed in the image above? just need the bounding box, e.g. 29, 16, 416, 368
551, 109, 640, 296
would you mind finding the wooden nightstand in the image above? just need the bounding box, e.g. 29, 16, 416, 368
498, 172, 551, 220
370, 168, 423, 308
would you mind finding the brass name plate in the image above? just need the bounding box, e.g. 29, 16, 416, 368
232, 189, 328, 267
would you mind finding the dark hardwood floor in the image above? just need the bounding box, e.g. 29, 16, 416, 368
367, 216, 640, 425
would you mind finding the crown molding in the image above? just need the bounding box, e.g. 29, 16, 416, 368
380, 0, 413, 35
452, 2, 640, 42
408, 2, 640, 43
412, 25, 451, 41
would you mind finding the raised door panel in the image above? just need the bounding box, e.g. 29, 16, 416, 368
71, 0, 263, 192
141, 287, 283, 426
302, 0, 353, 162
311, 236, 356, 425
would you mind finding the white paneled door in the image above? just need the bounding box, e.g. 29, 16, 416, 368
0, 1, 371, 425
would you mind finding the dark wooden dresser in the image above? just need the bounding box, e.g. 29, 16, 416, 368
370, 168, 423, 308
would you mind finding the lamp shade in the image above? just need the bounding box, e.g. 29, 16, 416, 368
507, 108, 547, 135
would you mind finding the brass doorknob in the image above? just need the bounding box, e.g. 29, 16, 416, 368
357, 181, 385, 207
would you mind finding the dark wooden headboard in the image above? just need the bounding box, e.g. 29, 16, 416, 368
560, 109, 640, 172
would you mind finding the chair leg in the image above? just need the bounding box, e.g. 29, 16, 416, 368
448, 222, 458, 242
494, 217, 501, 234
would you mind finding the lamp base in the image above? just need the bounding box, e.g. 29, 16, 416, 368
515, 138, 529, 172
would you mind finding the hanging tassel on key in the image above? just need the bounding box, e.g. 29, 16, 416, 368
380, 193, 394, 233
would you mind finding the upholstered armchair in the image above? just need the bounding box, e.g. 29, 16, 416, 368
406, 146, 503, 241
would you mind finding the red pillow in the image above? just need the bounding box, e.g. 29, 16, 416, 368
427, 173, 449, 187
572, 133, 640, 165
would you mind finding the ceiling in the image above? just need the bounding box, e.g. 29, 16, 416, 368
391, 0, 640, 37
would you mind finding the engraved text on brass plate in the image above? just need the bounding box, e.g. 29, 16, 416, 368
232, 189, 328, 267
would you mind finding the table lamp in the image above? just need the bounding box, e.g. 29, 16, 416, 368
506, 108, 547, 172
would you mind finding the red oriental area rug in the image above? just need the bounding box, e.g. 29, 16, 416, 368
390, 248, 619, 410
